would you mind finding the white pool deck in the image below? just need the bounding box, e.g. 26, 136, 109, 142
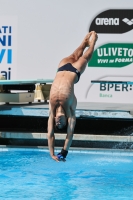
0, 146, 133, 156
0, 101, 133, 118
1, 132, 133, 143
0, 78, 132, 117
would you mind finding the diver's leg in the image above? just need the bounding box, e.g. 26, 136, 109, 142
58, 32, 93, 68
72, 31, 98, 74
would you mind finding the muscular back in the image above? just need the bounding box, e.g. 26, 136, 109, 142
50, 70, 77, 113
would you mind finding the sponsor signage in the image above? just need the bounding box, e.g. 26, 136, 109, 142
86, 76, 133, 103
89, 9, 133, 34
83, 8, 133, 106
0, 17, 17, 79
88, 43, 133, 67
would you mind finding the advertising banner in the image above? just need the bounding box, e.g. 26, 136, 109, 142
0, 2, 132, 109
80, 9, 133, 104
0, 16, 17, 80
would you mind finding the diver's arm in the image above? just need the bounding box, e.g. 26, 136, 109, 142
57, 115, 76, 162
63, 96, 77, 151
63, 115, 76, 151
57, 97, 77, 161
47, 108, 59, 162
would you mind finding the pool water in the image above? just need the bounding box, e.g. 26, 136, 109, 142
0, 149, 133, 200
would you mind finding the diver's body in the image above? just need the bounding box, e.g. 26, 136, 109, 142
48, 31, 98, 161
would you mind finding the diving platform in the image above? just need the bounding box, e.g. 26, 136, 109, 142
0, 78, 132, 119
0, 102, 132, 119
0, 79, 53, 104
0, 79, 133, 149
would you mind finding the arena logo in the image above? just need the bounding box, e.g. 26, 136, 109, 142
89, 9, 133, 33
122, 18, 133, 26
95, 18, 119, 26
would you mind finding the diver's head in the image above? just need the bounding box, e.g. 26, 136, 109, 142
55, 105, 67, 130
55, 114, 67, 130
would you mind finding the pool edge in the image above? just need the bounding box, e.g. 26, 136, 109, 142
1, 145, 133, 156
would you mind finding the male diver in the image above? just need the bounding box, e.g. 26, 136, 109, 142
47, 31, 98, 161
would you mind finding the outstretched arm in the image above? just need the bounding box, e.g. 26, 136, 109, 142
47, 107, 59, 162
64, 115, 76, 150
63, 96, 77, 151
57, 115, 76, 162
57, 98, 77, 161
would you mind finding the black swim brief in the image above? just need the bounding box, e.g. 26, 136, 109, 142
57, 63, 80, 83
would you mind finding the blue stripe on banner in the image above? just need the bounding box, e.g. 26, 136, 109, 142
91, 80, 133, 85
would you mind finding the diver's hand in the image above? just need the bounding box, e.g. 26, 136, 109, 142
57, 149, 68, 162
51, 155, 59, 162
57, 152, 66, 162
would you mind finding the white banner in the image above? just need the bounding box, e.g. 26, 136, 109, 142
75, 8, 133, 104
0, 1, 133, 107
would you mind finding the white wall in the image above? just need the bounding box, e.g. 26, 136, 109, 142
0, 0, 132, 103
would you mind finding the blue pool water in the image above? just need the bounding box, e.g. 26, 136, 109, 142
0, 149, 133, 200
